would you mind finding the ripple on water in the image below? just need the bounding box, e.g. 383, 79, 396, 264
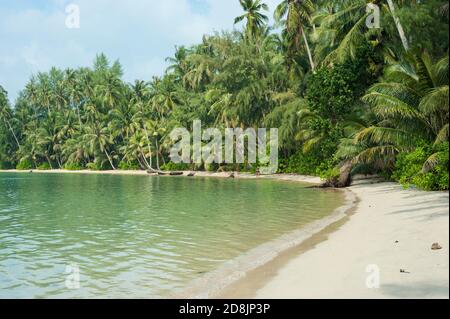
0, 173, 344, 298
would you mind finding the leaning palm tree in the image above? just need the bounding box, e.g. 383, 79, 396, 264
234, 0, 269, 39
274, 0, 316, 71
83, 123, 117, 170
0, 87, 21, 149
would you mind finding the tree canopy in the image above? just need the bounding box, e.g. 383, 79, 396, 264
0, 0, 448, 190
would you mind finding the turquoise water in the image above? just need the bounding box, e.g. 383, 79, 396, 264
0, 173, 343, 298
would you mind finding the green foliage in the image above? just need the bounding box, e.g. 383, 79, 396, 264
160, 162, 191, 171
394, 0, 449, 57
86, 162, 109, 171
306, 47, 380, 122
319, 167, 340, 185
118, 161, 140, 170
0, 1, 447, 192
392, 143, 449, 191
204, 163, 219, 172
64, 163, 84, 171
37, 163, 51, 170
0, 161, 13, 169
16, 159, 34, 170
306, 65, 357, 121
279, 149, 336, 176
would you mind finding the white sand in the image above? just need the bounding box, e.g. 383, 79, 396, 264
253, 182, 449, 299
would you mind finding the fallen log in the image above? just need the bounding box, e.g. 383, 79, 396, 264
148, 170, 184, 176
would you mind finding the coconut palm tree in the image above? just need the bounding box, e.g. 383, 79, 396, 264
315, 0, 410, 64
83, 123, 117, 170
340, 53, 449, 171
166, 46, 190, 83
274, 0, 316, 71
234, 0, 269, 39
0, 87, 21, 149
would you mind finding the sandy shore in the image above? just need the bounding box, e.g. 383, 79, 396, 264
220, 182, 449, 299
0, 169, 322, 184
1, 169, 447, 298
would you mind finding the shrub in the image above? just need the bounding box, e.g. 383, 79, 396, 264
306, 45, 380, 122
160, 162, 191, 171
118, 161, 140, 170
16, 159, 34, 170
279, 150, 337, 176
392, 143, 449, 191
86, 162, 102, 171
37, 162, 51, 170
204, 162, 219, 172
64, 163, 84, 171
320, 167, 341, 185
0, 161, 13, 169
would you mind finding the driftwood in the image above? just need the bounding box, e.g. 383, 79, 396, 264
147, 169, 183, 176
157, 171, 183, 176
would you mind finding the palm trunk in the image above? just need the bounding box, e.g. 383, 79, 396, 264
104, 149, 116, 170
155, 139, 160, 170
386, 0, 409, 51
56, 157, 62, 169
3, 118, 21, 149
301, 26, 315, 72
76, 106, 82, 127
140, 150, 151, 169
143, 125, 153, 169
136, 156, 146, 170
45, 154, 53, 169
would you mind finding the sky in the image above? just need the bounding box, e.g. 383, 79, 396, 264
0, 0, 280, 102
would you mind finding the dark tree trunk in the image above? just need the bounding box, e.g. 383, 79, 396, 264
337, 161, 353, 188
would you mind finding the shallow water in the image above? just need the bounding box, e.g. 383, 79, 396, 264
0, 173, 344, 298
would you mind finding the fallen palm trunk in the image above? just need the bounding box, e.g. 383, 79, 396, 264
146, 169, 183, 176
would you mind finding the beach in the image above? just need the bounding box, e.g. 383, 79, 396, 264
220, 182, 449, 299
1, 170, 448, 298
0, 169, 322, 183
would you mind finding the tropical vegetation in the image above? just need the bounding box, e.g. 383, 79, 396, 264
0, 0, 448, 190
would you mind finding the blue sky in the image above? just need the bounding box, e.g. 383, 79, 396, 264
0, 0, 279, 102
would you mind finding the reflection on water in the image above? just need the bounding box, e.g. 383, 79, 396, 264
0, 173, 343, 298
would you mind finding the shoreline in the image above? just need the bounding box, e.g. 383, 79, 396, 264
2, 169, 447, 298
173, 188, 355, 299
220, 182, 449, 299
1, 168, 351, 299
0, 168, 323, 184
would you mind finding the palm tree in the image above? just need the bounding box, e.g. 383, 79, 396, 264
234, 0, 269, 39
64, 69, 85, 127
166, 46, 189, 82
274, 0, 316, 71
386, 0, 409, 51
183, 52, 216, 90
120, 131, 151, 169
61, 136, 90, 166
150, 77, 179, 117
340, 53, 449, 171
83, 123, 117, 170
130, 80, 155, 170
315, 0, 410, 64
0, 87, 21, 149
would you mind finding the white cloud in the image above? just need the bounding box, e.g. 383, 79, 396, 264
0, 0, 282, 102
